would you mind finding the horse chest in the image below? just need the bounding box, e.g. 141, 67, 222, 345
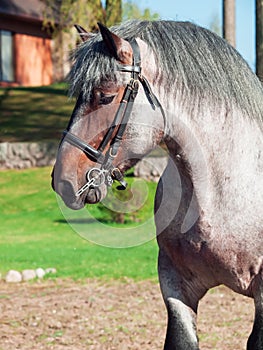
158, 226, 263, 294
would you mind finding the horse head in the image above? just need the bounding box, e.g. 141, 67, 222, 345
52, 23, 165, 209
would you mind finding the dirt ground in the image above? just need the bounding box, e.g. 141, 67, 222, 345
0, 279, 254, 350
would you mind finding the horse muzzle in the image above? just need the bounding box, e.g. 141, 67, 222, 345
52, 177, 107, 209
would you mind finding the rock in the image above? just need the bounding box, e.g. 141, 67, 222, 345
35, 268, 45, 279
5, 270, 22, 283
134, 156, 168, 182
45, 267, 57, 274
22, 269, 37, 281
0, 141, 57, 169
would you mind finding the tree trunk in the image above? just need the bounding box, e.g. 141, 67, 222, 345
106, 0, 122, 26
256, 0, 263, 81
223, 0, 236, 47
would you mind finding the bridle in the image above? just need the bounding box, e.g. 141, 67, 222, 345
62, 39, 165, 196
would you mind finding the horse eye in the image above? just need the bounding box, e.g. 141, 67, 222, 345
98, 93, 115, 105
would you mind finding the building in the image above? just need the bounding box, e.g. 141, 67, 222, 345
0, 0, 53, 87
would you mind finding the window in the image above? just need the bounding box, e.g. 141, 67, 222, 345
0, 30, 14, 82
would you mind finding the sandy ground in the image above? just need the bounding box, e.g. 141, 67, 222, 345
0, 279, 254, 350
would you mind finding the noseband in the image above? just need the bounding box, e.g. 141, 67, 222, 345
63, 39, 165, 195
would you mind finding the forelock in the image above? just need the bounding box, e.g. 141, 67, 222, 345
68, 34, 118, 101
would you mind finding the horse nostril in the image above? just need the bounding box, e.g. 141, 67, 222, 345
51, 170, 56, 191
57, 180, 76, 204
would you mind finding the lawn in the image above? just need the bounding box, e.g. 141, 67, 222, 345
0, 167, 159, 280
0, 83, 74, 142
0, 84, 159, 280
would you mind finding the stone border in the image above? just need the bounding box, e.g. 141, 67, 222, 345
0, 141, 168, 182
0, 141, 58, 169
4, 268, 57, 283
134, 156, 168, 182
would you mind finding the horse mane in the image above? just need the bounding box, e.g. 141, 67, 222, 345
68, 20, 263, 122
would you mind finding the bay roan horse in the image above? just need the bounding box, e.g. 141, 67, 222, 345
52, 20, 263, 349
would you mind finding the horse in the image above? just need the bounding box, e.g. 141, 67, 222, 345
52, 20, 263, 349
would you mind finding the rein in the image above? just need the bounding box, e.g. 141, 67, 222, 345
63, 39, 165, 196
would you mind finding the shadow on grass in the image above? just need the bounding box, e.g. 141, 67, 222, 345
0, 84, 74, 142
7, 85, 69, 95
55, 218, 95, 224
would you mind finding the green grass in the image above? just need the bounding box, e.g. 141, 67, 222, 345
0, 84, 159, 280
0, 167, 159, 280
0, 83, 74, 142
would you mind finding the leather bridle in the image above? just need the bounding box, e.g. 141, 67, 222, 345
62, 39, 165, 196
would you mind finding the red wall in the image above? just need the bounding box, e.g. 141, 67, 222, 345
14, 33, 53, 86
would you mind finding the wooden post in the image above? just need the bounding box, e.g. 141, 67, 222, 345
256, 0, 263, 81
223, 0, 236, 47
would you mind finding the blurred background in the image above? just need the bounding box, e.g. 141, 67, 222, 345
0, 0, 262, 276
0, 2, 261, 348
0, 0, 262, 269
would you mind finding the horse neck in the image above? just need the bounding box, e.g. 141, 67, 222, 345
139, 42, 262, 209
159, 90, 263, 225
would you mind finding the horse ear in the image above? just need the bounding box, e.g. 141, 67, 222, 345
97, 22, 133, 64
74, 24, 91, 42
